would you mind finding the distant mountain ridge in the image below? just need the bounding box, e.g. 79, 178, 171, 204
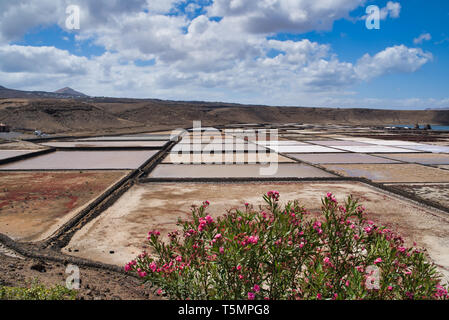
54, 87, 88, 97
0, 85, 89, 99
0, 85, 448, 135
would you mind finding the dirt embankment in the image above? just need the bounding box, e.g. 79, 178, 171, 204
0, 253, 157, 300
1, 97, 449, 134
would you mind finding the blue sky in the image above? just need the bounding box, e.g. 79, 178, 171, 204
0, 0, 448, 109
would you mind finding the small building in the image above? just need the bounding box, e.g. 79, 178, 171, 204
0, 123, 10, 132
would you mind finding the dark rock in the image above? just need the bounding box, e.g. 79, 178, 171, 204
30, 263, 46, 273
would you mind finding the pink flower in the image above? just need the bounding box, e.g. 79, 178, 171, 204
316, 293, 322, 300
219, 247, 224, 254
435, 285, 448, 298
147, 230, 160, 239
267, 190, 280, 201
374, 258, 382, 265
247, 235, 259, 245
237, 265, 242, 271
248, 292, 255, 300
214, 233, 222, 240
388, 286, 393, 291
313, 221, 323, 234
254, 284, 261, 292
205, 215, 214, 224
149, 262, 157, 272
137, 269, 147, 277
175, 255, 182, 262
124, 263, 132, 272
198, 218, 208, 232
326, 192, 337, 203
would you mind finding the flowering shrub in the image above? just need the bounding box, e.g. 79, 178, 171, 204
126, 191, 448, 300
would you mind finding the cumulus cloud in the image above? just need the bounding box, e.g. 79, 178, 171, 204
0, 1, 63, 43
0, 45, 89, 74
355, 45, 433, 80
207, 0, 365, 34
0, 0, 440, 109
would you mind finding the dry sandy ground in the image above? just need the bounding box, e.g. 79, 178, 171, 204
0, 171, 129, 241
386, 183, 449, 209
0, 141, 47, 150
148, 163, 335, 178
63, 181, 449, 281
322, 163, 449, 183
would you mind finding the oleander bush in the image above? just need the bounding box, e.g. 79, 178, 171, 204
126, 191, 448, 300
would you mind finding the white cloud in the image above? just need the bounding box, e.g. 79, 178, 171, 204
207, 0, 365, 34
360, 1, 401, 21
0, 1, 63, 43
414, 33, 432, 45
0, 1, 441, 110
355, 45, 433, 80
0, 45, 89, 74
380, 1, 401, 20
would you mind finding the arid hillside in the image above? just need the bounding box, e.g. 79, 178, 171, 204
0, 96, 448, 134
0, 99, 141, 133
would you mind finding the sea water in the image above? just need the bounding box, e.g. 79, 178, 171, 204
387, 125, 449, 131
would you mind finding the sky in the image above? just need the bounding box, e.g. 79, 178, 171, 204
0, 0, 448, 109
